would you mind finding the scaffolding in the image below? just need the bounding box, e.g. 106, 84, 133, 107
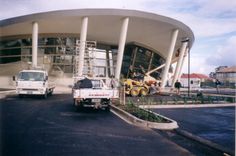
73, 40, 96, 82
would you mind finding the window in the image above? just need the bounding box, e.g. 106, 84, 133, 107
121, 44, 164, 79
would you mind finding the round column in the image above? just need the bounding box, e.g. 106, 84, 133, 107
161, 29, 179, 88
32, 21, 38, 68
115, 17, 129, 81
78, 17, 88, 76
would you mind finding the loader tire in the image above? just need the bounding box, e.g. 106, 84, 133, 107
140, 88, 149, 96
130, 88, 139, 97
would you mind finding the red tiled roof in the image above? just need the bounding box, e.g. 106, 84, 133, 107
192, 73, 209, 79
217, 66, 236, 73
181, 74, 189, 78
181, 73, 210, 79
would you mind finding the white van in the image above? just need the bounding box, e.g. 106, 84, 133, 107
13, 70, 55, 98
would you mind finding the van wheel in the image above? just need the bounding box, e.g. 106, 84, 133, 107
49, 89, 53, 96
43, 91, 48, 99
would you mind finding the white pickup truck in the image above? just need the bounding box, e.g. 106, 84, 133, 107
13, 69, 55, 98
72, 78, 119, 111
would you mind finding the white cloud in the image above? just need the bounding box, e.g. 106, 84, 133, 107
181, 35, 236, 75
145, 1, 236, 38
173, 14, 236, 38
181, 53, 215, 75
197, 0, 236, 17
206, 35, 236, 66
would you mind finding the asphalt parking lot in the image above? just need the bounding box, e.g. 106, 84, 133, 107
153, 107, 235, 151
0, 94, 193, 156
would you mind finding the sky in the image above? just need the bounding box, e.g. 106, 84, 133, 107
0, 0, 236, 75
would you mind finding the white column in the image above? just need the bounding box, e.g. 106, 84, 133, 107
78, 17, 88, 76
160, 29, 179, 88
32, 22, 38, 68
115, 17, 129, 80
171, 41, 188, 88
177, 47, 189, 81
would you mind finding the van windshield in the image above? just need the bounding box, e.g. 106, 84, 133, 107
18, 72, 45, 81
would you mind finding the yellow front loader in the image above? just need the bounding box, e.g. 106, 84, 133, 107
123, 79, 149, 97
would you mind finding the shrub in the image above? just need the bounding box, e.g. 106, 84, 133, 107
124, 101, 169, 123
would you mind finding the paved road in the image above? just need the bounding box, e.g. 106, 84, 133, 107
0, 94, 192, 156
153, 107, 235, 151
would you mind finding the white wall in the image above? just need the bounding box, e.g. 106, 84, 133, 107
180, 78, 201, 88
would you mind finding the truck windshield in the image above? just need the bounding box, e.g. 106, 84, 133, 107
18, 72, 45, 81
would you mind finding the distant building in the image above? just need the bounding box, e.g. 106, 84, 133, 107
209, 66, 229, 79
209, 72, 216, 79
215, 66, 228, 72
180, 73, 210, 88
215, 66, 236, 83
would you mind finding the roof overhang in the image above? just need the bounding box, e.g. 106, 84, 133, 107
0, 9, 195, 59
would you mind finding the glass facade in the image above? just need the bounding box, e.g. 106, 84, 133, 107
0, 36, 165, 78
121, 45, 165, 79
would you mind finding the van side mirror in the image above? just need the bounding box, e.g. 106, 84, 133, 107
13, 76, 16, 81
45, 76, 48, 81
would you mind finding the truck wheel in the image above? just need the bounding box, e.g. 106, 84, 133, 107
130, 88, 139, 97
74, 99, 83, 111
73, 99, 78, 106
105, 106, 110, 112
140, 88, 148, 96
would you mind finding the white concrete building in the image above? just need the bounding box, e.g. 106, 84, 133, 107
0, 9, 194, 88
180, 73, 210, 88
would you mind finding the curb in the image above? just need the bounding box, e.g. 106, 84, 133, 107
110, 104, 178, 130
0, 90, 15, 93
175, 129, 234, 156
0, 89, 71, 98
139, 103, 236, 109
0, 90, 16, 99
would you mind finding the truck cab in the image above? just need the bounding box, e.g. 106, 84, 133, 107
14, 69, 55, 98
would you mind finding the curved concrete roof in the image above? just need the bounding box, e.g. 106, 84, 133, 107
0, 9, 194, 59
